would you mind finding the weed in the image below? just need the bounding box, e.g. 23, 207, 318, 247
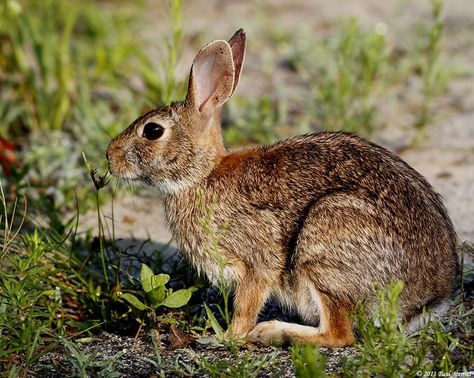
0, 229, 66, 371
290, 344, 328, 378
83, 153, 111, 291
196, 189, 232, 328
283, 0, 453, 141
192, 349, 278, 378
0, 182, 26, 257
62, 338, 123, 378
140, 328, 166, 378
0, 0, 188, 217
161, 0, 185, 105
412, 0, 447, 138
119, 263, 196, 327
342, 281, 472, 376
223, 96, 291, 146
290, 19, 387, 136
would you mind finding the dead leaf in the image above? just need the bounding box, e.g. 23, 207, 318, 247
122, 215, 137, 225
168, 324, 196, 350
0, 137, 18, 175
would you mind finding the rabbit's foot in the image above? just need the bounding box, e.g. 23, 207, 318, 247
247, 320, 306, 346
247, 319, 354, 347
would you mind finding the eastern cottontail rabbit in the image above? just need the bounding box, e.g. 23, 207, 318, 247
107, 29, 458, 347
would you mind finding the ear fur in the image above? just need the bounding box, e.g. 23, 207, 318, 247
228, 29, 246, 95
186, 40, 235, 116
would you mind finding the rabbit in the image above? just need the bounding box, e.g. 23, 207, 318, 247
106, 29, 459, 347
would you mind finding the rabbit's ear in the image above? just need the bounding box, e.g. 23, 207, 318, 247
186, 40, 235, 116
228, 29, 246, 95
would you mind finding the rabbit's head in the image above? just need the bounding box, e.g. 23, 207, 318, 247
106, 29, 246, 193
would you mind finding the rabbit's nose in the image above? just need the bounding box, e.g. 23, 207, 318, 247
105, 143, 114, 161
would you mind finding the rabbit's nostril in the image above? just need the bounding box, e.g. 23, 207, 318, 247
106, 151, 110, 161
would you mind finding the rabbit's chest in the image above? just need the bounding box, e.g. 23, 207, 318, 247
164, 197, 244, 284
164, 192, 286, 283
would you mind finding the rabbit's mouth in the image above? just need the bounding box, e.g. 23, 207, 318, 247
107, 164, 140, 182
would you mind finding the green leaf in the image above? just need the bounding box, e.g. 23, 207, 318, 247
204, 303, 224, 340
120, 293, 148, 311
149, 286, 166, 307
196, 336, 220, 346
162, 288, 193, 309
39, 289, 56, 297
140, 264, 154, 293
140, 265, 170, 293
151, 273, 170, 289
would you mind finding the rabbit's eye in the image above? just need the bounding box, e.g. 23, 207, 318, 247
142, 122, 164, 140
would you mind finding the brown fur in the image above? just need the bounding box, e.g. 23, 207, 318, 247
106, 29, 458, 347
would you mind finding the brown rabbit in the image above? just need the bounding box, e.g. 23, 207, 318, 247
107, 29, 458, 347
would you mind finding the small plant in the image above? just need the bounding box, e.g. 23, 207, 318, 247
342, 280, 472, 376
192, 349, 277, 378
138, 0, 187, 106
290, 19, 387, 136
290, 344, 328, 378
120, 263, 196, 326
412, 0, 447, 138
161, 0, 185, 105
194, 188, 245, 348
0, 0, 188, 219
62, 338, 123, 378
223, 96, 290, 146
0, 181, 26, 258
0, 230, 65, 371
345, 281, 417, 377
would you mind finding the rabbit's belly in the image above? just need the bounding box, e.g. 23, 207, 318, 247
271, 279, 322, 326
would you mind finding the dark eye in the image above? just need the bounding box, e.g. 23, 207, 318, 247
142, 122, 164, 140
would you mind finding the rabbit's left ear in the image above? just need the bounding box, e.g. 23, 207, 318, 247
186, 40, 235, 116
228, 29, 246, 95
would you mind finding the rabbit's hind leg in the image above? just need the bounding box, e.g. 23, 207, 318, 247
247, 291, 354, 347
247, 193, 384, 347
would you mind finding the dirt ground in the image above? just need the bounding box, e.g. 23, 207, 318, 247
75, 0, 474, 375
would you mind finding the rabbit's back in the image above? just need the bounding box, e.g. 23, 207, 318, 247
211, 132, 454, 240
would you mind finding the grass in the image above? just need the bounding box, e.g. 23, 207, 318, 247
280, 0, 454, 140
343, 281, 473, 376
289, 281, 473, 377
412, 0, 447, 139
0, 0, 187, 214
287, 18, 388, 136
290, 344, 328, 378
0, 0, 473, 376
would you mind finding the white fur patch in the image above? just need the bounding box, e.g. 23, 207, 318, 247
156, 178, 193, 194
405, 300, 450, 334
307, 284, 325, 330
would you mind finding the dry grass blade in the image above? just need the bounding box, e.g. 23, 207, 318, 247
0, 181, 27, 259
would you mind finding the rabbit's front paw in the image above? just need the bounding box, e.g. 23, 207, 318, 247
247, 320, 286, 346
224, 328, 246, 341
